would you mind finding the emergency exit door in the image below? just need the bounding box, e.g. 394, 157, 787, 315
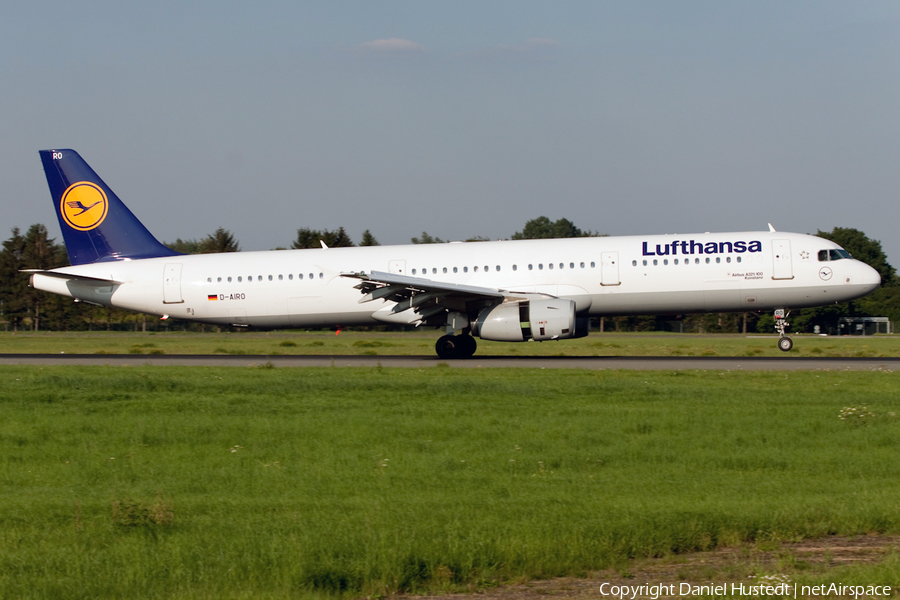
601, 252, 620, 286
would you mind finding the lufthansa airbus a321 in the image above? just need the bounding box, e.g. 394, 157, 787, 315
27, 149, 881, 358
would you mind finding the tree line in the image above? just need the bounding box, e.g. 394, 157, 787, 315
1, 218, 897, 334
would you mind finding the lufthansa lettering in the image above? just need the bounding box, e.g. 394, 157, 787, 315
642, 240, 762, 256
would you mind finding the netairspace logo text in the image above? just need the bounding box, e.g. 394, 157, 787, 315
598, 582, 891, 599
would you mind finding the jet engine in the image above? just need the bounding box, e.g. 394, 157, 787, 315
472, 299, 589, 342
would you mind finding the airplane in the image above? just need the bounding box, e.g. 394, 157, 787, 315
27, 149, 881, 358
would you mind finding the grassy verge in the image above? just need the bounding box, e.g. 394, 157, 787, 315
0, 329, 897, 357
1, 366, 899, 598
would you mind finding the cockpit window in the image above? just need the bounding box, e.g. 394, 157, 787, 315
818, 249, 852, 261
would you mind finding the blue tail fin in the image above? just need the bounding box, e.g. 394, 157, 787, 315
39, 149, 181, 265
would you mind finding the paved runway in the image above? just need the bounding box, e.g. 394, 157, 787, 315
0, 354, 897, 370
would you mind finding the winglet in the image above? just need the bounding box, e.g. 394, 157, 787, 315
768, 223, 777, 232
39, 149, 181, 265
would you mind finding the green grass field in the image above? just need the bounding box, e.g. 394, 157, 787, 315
0, 329, 897, 357
2, 365, 900, 598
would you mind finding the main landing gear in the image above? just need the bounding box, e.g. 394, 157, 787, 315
774, 309, 793, 352
435, 334, 477, 359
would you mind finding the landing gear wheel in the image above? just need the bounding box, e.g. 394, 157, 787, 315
457, 335, 477, 358
435, 335, 459, 359
773, 309, 792, 353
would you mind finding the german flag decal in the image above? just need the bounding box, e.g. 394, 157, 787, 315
208, 294, 218, 301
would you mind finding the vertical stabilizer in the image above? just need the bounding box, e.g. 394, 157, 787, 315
39, 149, 181, 265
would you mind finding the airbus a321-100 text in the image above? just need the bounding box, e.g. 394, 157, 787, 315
27, 149, 881, 358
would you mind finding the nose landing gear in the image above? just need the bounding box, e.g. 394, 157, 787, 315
774, 309, 792, 352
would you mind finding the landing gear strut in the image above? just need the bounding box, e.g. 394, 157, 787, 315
774, 309, 792, 352
435, 334, 477, 359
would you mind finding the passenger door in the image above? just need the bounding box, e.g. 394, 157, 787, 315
772, 240, 793, 280
163, 263, 184, 304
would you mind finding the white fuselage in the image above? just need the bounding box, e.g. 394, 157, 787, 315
31, 231, 881, 329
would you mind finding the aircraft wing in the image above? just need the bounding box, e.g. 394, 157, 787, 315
341, 270, 533, 325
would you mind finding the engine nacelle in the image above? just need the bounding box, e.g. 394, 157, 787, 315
473, 299, 589, 342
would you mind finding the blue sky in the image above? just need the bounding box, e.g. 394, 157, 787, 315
3, 1, 899, 263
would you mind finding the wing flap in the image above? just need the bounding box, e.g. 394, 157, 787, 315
342, 270, 542, 326
344, 270, 506, 299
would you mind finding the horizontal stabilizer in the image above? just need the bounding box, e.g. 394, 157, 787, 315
22, 269, 121, 286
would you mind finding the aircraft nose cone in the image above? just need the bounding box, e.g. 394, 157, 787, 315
857, 262, 881, 290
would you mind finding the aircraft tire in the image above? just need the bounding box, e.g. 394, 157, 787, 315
778, 337, 793, 352
457, 335, 477, 358
435, 335, 459, 359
